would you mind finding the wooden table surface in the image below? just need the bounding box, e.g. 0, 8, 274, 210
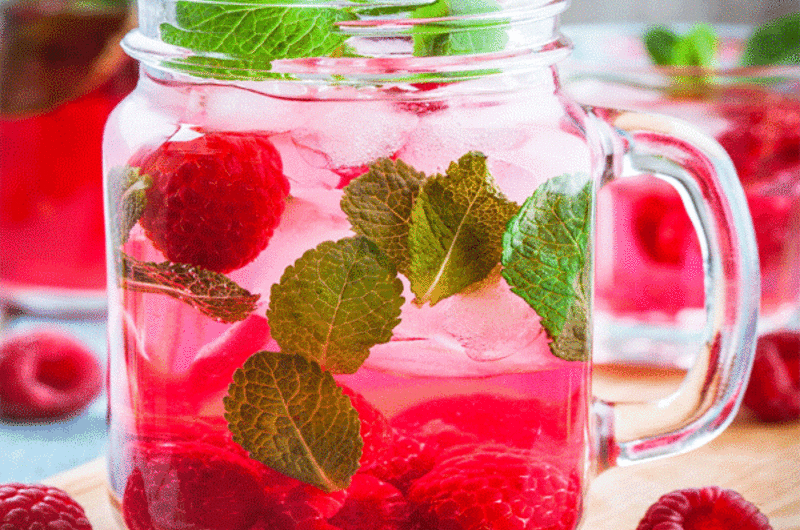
43, 365, 800, 530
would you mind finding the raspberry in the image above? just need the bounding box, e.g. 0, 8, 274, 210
0, 329, 103, 422
636, 486, 773, 530
361, 432, 439, 495
340, 386, 395, 469
133, 130, 290, 273
408, 443, 581, 530
328, 474, 409, 530
742, 331, 800, 422
631, 191, 697, 267
0, 483, 92, 530
263, 481, 347, 530
123, 441, 270, 530
390, 394, 557, 450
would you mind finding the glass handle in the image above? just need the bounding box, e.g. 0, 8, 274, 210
588, 108, 760, 472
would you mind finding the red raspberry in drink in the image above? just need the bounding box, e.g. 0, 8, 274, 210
408, 443, 581, 530
133, 131, 290, 273
742, 331, 800, 423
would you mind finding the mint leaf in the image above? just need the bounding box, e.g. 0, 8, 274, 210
224, 351, 361, 492
411, 0, 508, 57
409, 151, 518, 305
268, 237, 404, 374
120, 253, 259, 323
160, 3, 355, 77
341, 158, 426, 275
742, 13, 800, 66
644, 26, 678, 66
501, 174, 591, 362
108, 166, 151, 246
671, 24, 717, 67
643, 23, 718, 68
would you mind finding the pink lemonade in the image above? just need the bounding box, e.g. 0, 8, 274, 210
595, 86, 800, 328
104, 65, 595, 530
0, 1, 136, 303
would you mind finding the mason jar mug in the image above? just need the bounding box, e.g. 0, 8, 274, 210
103, 1, 760, 529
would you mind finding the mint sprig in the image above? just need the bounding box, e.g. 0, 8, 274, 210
742, 13, 800, 66
341, 158, 426, 276
411, 0, 508, 58
160, 3, 355, 77
108, 166, 152, 246
224, 350, 362, 492
267, 237, 404, 374
409, 152, 518, 305
643, 24, 718, 69
501, 174, 591, 362
120, 253, 260, 323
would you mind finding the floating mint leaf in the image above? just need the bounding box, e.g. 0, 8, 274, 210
108, 166, 152, 246
644, 26, 678, 66
120, 253, 259, 323
224, 351, 361, 492
268, 237, 404, 374
160, 3, 355, 78
411, 0, 508, 57
409, 151, 518, 305
671, 24, 717, 68
341, 158, 426, 275
742, 13, 800, 66
501, 174, 591, 362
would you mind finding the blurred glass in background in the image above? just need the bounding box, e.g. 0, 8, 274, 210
562, 2, 800, 367
0, 0, 137, 319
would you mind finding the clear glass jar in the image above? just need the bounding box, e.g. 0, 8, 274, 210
103, 3, 759, 530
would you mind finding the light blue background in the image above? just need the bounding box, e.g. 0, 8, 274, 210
0, 317, 108, 483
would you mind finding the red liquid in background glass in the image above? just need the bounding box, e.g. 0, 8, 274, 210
0, 3, 137, 293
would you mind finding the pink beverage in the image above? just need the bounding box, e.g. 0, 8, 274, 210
104, 72, 592, 530
103, 3, 760, 530
0, 0, 137, 312
566, 26, 800, 364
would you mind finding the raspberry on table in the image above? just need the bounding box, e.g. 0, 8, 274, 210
0, 329, 103, 422
133, 130, 290, 273
408, 443, 581, 530
636, 486, 773, 530
743, 331, 800, 423
0, 483, 92, 530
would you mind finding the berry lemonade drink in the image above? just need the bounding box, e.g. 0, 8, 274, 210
0, 0, 137, 312
105, 73, 592, 529
103, 3, 757, 530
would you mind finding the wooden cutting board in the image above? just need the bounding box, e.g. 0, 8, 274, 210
43, 366, 800, 530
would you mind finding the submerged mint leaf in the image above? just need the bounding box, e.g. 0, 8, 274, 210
224, 351, 361, 492
160, 3, 355, 75
268, 237, 404, 374
644, 26, 678, 66
411, 0, 508, 57
742, 13, 800, 66
120, 253, 259, 323
409, 151, 518, 305
108, 166, 152, 246
341, 158, 426, 275
501, 174, 591, 362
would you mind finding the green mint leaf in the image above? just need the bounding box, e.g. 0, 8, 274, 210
409, 151, 518, 305
267, 237, 404, 374
644, 26, 678, 66
500, 174, 591, 362
120, 253, 259, 323
671, 23, 718, 67
108, 166, 152, 246
224, 351, 361, 492
411, 0, 508, 57
742, 13, 800, 66
341, 158, 426, 275
160, 3, 355, 77
643, 23, 717, 68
